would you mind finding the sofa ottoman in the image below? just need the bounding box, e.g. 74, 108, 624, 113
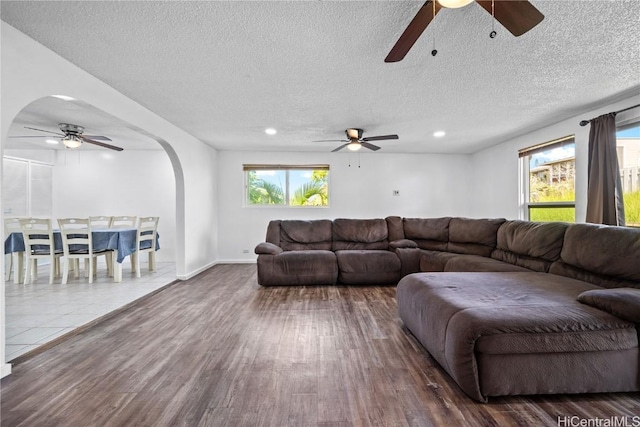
396, 271, 639, 402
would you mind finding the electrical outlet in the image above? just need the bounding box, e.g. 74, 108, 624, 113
393, 190, 400, 196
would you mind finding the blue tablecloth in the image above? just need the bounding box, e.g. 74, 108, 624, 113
4, 228, 159, 263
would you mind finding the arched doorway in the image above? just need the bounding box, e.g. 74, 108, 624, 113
2, 96, 183, 366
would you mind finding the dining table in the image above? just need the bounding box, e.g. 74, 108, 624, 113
4, 228, 159, 283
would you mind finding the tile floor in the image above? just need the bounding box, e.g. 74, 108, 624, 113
4, 259, 176, 362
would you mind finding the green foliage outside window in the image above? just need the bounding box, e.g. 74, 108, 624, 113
247, 169, 329, 207
528, 169, 576, 223
624, 190, 640, 226
247, 171, 285, 205
529, 207, 575, 223
290, 170, 328, 206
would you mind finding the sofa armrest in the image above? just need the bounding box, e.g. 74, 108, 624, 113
389, 239, 419, 250
254, 242, 283, 255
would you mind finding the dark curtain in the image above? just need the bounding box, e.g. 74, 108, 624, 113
585, 113, 625, 226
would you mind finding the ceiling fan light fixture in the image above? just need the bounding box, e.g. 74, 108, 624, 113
438, 0, 474, 8
347, 141, 362, 151
62, 134, 82, 148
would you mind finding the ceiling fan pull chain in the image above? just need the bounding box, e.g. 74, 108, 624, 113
489, 0, 497, 38
431, 0, 438, 56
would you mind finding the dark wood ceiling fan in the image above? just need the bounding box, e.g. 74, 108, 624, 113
9, 123, 123, 151
314, 128, 399, 152
385, 0, 545, 63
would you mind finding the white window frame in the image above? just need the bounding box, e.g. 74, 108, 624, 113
243, 164, 330, 208
519, 136, 576, 221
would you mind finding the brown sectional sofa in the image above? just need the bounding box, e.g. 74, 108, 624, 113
255, 216, 640, 401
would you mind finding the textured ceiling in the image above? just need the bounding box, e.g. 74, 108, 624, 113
2, 1, 639, 154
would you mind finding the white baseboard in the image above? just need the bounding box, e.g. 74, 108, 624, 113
215, 259, 257, 265
176, 260, 218, 280
176, 259, 256, 281
1, 363, 12, 379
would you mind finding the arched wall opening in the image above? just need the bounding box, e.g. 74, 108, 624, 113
2, 21, 220, 377
4, 98, 181, 268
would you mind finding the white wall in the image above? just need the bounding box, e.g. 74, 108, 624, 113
217, 150, 473, 261
470, 94, 640, 221
52, 149, 176, 262
3, 149, 177, 262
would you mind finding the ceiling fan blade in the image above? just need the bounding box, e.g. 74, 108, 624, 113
24, 126, 64, 136
331, 143, 350, 152
83, 135, 113, 141
80, 136, 124, 151
9, 135, 60, 138
475, 0, 544, 37
361, 142, 381, 151
385, 0, 441, 63
362, 134, 399, 142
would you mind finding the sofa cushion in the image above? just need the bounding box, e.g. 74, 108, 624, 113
491, 220, 568, 272
332, 218, 389, 250
551, 223, 640, 286
265, 220, 282, 246
256, 250, 337, 286
385, 216, 405, 242
577, 288, 640, 323
447, 218, 505, 257
403, 217, 450, 251
419, 250, 458, 272
336, 250, 400, 284
279, 220, 333, 251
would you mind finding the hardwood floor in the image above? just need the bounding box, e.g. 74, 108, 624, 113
2, 264, 639, 426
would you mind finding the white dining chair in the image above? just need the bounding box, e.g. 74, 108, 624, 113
89, 216, 112, 229
58, 218, 110, 284
109, 216, 138, 272
89, 216, 113, 275
132, 216, 159, 278
19, 218, 62, 285
109, 216, 137, 229
4, 217, 25, 284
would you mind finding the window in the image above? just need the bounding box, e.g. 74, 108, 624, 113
244, 164, 329, 207
519, 136, 575, 222
616, 122, 640, 226
2, 156, 53, 217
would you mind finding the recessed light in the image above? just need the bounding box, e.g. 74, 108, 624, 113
51, 95, 75, 101
265, 128, 277, 135
433, 131, 446, 138
45, 139, 59, 145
